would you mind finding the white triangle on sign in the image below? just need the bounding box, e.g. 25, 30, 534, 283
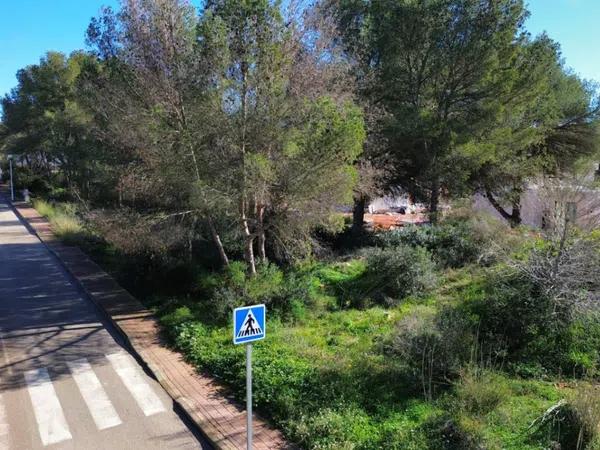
237, 310, 263, 338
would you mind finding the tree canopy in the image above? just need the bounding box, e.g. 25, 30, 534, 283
329, 0, 599, 225
1, 0, 599, 266
75, 0, 365, 270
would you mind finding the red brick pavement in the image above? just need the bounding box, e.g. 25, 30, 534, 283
9, 200, 294, 450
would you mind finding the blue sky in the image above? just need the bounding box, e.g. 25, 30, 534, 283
0, 0, 599, 99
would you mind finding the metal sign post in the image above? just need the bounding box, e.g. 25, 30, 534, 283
246, 343, 253, 450
233, 304, 266, 450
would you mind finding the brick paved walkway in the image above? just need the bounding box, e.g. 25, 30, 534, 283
9, 199, 293, 450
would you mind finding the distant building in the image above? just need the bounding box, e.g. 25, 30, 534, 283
475, 175, 600, 230
368, 166, 600, 230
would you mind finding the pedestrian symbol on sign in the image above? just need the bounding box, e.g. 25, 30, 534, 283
237, 310, 263, 339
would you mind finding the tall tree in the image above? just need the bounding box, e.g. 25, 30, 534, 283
197, 0, 365, 270
330, 0, 528, 221
83, 0, 365, 270
1, 51, 101, 196
471, 34, 600, 226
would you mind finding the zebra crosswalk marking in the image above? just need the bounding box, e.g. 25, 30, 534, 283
106, 351, 165, 416
67, 358, 122, 430
24, 368, 72, 446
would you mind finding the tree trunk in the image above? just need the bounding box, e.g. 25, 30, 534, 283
352, 195, 367, 235
429, 177, 440, 223
186, 218, 197, 263
207, 217, 229, 267
510, 197, 521, 228
245, 235, 256, 274
485, 189, 522, 228
238, 60, 256, 275
257, 205, 266, 262
118, 181, 123, 208
241, 200, 257, 275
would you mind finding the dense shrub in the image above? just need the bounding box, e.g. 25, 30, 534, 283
159, 305, 195, 330
377, 221, 482, 268
46, 187, 72, 202
9, 166, 63, 196
529, 386, 600, 450
569, 385, 600, 449
361, 245, 437, 305
454, 369, 510, 416
198, 261, 314, 322
564, 316, 600, 377
466, 269, 553, 356
385, 306, 476, 398
459, 266, 600, 376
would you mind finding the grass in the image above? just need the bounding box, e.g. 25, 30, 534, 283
157, 262, 570, 449
32, 199, 125, 279
33, 199, 85, 243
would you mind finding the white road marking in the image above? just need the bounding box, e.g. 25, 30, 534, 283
67, 358, 122, 430
0, 393, 9, 450
24, 368, 72, 446
106, 351, 165, 416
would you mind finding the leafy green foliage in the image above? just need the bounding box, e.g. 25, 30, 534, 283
384, 305, 476, 398
454, 369, 511, 417
197, 261, 315, 323
360, 245, 437, 306
1, 51, 105, 200
377, 221, 483, 268
159, 276, 568, 449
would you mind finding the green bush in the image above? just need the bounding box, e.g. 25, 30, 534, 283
159, 306, 195, 329
12, 167, 53, 195
454, 369, 510, 416
362, 245, 437, 306
529, 386, 600, 450
199, 261, 314, 322
47, 187, 72, 202
377, 221, 482, 268
466, 269, 551, 356
455, 264, 600, 377
564, 316, 600, 377
385, 306, 476, 397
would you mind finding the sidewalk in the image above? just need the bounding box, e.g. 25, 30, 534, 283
8, 198, 293, 450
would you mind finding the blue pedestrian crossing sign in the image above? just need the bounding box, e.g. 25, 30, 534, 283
233, 304, 266, 345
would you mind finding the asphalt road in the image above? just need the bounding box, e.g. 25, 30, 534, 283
0, 200, 212, 450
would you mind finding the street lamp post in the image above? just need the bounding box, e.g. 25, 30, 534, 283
7, 154, 14, 201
